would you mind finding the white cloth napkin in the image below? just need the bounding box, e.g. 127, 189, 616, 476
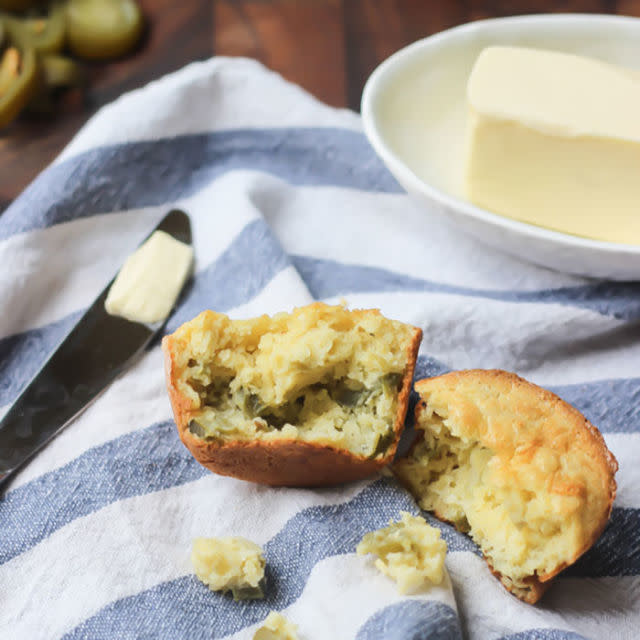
1, 58, 638, 640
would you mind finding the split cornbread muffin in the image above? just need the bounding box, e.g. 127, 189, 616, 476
393, 370, 617, 603
162, 303, 421, 486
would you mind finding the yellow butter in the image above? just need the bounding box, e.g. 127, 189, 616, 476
105, 230, 193, 323
356, 511, 447, 594
464, 46, 640, 245
253, 612, 299, 640
191, 536, 266, 599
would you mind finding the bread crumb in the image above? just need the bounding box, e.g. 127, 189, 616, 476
253, 611, 299, 640
357, 511, 447, 593
191, 536, 265, 600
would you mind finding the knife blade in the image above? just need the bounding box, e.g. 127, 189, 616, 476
0, 208, 192, 489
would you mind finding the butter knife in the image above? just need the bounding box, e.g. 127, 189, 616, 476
0, 209, 192, 489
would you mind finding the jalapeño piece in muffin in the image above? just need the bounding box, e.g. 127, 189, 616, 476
394, 369, 617, 603
163, 303, 422, 486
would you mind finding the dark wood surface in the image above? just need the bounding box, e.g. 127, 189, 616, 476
1, 0, 639, 212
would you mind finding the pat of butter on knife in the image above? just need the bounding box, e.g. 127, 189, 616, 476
465, 46, 640, 245
105, 230, 193, 324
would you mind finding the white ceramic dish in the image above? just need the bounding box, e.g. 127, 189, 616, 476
361, 14, 640, 280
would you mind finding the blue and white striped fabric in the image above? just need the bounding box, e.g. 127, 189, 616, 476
1, 58, 639, 640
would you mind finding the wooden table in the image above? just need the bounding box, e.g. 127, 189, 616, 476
1, 0, 639, 212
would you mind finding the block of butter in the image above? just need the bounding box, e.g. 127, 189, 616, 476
105, 230, 193, 324
464, 46, 640, 245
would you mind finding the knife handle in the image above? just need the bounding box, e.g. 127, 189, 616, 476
0, 293, 154, 490
0, 357, 96, 486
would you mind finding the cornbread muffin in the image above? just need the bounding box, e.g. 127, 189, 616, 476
357, 511, 447, 593
163, 303, 421, 486
393, 370, 617, 603
253, 612, 299, 640
191, 537, 266, 600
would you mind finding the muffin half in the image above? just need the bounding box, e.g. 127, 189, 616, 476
162, 303, 422, 486
393, 369, 617, 603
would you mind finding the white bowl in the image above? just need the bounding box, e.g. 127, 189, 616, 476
361, 14, 640, 280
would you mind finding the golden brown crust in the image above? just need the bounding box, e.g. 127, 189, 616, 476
407, 369, 617, 604
162, 318, 421, 487
486, 563, 551, 604
178, 437, 386, 487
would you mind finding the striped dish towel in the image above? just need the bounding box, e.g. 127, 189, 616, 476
1, 58, 639, 640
